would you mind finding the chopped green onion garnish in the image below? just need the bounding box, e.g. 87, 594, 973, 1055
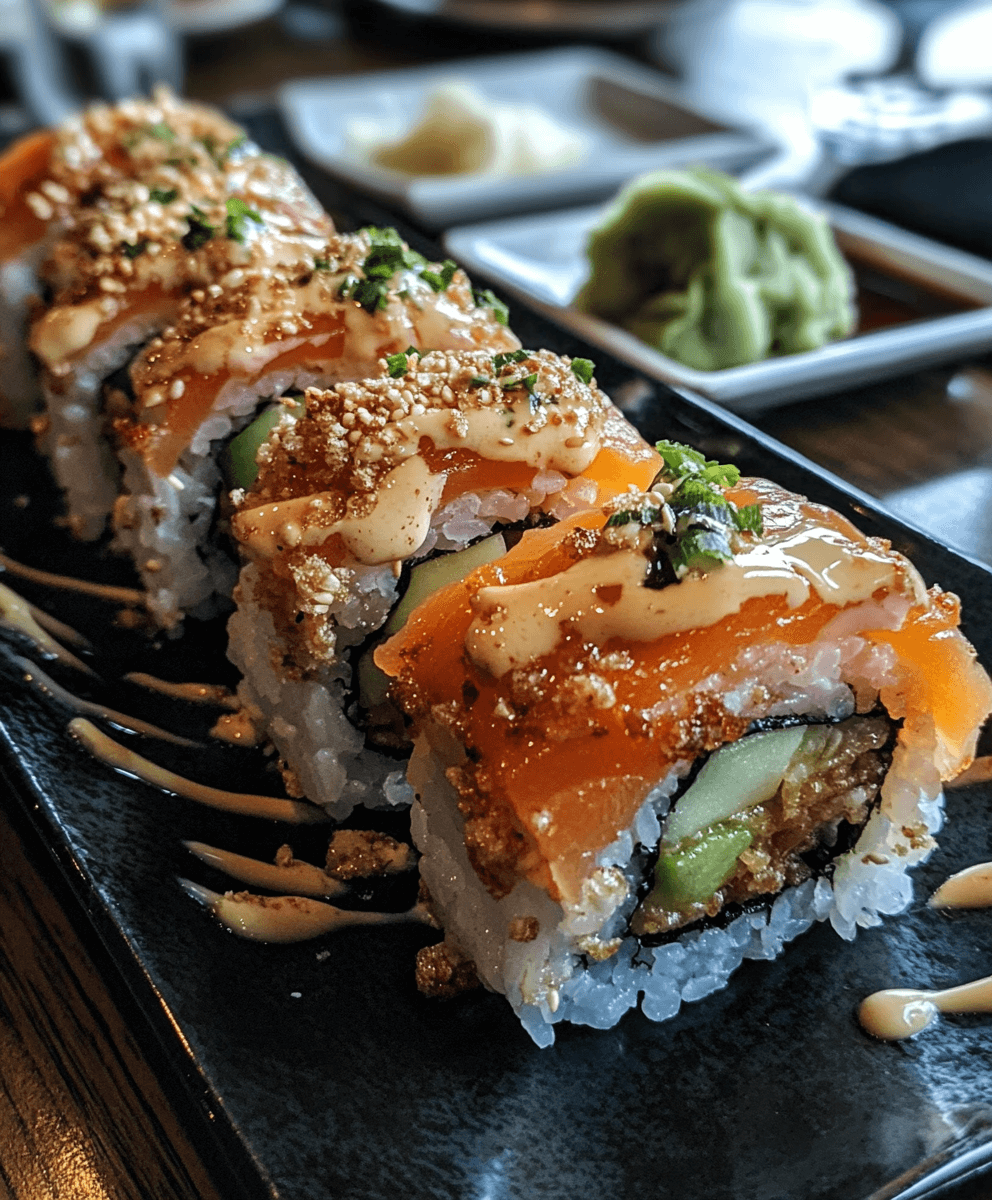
606, 506, 663, 528
493, 349, 528, 371
149, 187, 178, 204
571, 358, 595, 385
420, 259, 458, 292
670, 528, 734, 573
500, 371, 538, 393
654, 440, 740, 490
182, 207, 214, 251
671, 477, 729, 511
474, 288, 510, 325
147, 122, 175, 142
122, 239, 148, 259
225, 197, 263, 243
386, 351, 410, 378
734, 504, 763, 534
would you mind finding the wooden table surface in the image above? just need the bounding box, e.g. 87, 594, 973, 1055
3, 11, 992, 1199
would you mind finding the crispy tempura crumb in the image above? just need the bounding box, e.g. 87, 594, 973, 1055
324, 829, 413, 879
508, 916, 539, 943
415, 941, 480, 1000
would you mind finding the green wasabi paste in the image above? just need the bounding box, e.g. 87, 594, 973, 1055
575, 167, 855, 372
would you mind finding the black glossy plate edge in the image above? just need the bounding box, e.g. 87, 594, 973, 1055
0, 732, 278, 1200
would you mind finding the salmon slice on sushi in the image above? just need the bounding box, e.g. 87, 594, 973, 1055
28, 105, 331, 540
375, 441, 992, 1045
110, 228, 521, 626
226, 348, 661, 819
0, 89, 312, 433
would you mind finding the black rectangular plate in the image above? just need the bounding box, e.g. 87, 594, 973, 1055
1, 109, 991, 1200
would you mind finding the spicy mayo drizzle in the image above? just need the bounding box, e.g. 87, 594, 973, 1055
860, 861, 992, 1040
184, 841, 347, 898
859, 977, 992, 1040
0, 582, 95, 675
0, 552, 145, 606
930, 862, 992, 909
17, 658, 202, 747
124, 671, 239, 708
69, 717, 328, 823
179, 880, 434, 943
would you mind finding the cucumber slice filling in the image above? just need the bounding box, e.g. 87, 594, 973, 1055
632, 713, 896, 937
224, 394, 305, 490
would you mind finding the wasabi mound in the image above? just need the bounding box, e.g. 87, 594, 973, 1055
575, 167, 855, 372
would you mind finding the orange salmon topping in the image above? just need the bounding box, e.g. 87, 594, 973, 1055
0, 130, 56, 262
379, 484, 991, 903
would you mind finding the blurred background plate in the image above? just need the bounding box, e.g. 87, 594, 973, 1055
278, 45, 770, 228
167, 0, 283, 36
375, 0, 677, 35
446, 199, 992, 412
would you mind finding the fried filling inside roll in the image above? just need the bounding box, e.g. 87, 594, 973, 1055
632, 713, 897, 937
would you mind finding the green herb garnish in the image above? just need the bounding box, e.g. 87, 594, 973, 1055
420, 259, 458, 292
500, 371, 538, 393
607, 440, 762, 588
122, 239, 148, 259
149, 187, 178, 204
386, 351, 410, 378
654, 440, 741, 490
606, 505, 663, 529
670, 528, 734, 573
734, 504, 762, 534
570, 358, 595, 385
474, 287, 510, 325
670, 477, 731, 512
147, 122, 175, 142
344, 227, 423, 312
182, 206, 214, 251
314, 257, 331, 270
225, 197, 263, 243
493, 349, 528, 371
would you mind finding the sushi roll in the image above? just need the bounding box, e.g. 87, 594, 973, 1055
0, 89, 312, 434
374, 441, 992, 1045
226, 348, 662, 819
110, 228, 520, 626
26, 97, 331, 540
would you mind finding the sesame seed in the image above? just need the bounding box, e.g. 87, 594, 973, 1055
25, 193, 53, 220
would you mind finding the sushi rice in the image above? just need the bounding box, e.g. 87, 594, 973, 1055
410, 630, 945, 1047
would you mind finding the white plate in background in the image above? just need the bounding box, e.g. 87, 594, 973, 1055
445, 200, 992, 413
378, 0, 675, 35
277, 46, 769, 229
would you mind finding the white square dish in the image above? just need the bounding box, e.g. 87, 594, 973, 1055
444, 200, 992, 413
277, 46, 768, 229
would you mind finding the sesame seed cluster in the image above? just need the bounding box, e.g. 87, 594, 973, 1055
130, 231, 370, 393
127, 231, 513, 404
33, 93, 330, 316
18, 91, 236, 217
244, 347, 612, 507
